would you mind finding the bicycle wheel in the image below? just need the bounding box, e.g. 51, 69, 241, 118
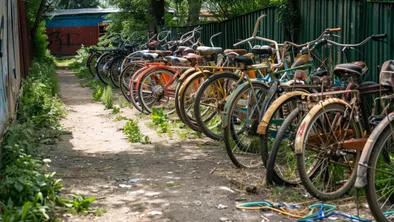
266, 108, 305, 186
295, 101, 361, 200
120, 63, 144, 102
138, 69, 178, 114
366, 121, 394, 222
87, 52, 99, 77
178, 72, 209, 132
194, 72, 240, 140
96, 53, 113, 85
109, 56, 124, 88
223, 81, 269, 168
129, 66, 149, 113
259, 94, 301, 166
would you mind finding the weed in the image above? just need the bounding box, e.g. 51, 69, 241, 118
151, 108, 171, 135
117, 97, 130, 109
58, 194, 97, 215
115, 115, 129, 121
112, 106, 121, 114
123, 120, 150, 144
101, 86, 113, 109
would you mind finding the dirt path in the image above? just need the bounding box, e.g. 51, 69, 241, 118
50, 70, 294, 222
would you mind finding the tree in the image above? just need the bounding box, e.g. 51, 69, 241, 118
203, 0, 271, 21
187, 0, 202, 25
55, 0, 100, 9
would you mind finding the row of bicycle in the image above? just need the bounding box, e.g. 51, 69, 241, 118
86, 15, 394, 221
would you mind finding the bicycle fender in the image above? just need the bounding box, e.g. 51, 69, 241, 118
294, 98, 351, 155
257, 91, 308, 135
135, 65, 177, 90
178, 70, 212, 101
178, 68, 199, 82
355, 113, 394, 188
222, 80, 269, 128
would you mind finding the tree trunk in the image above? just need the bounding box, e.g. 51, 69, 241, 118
150, 0, 165, 34
187, 0, 202, 26
31, 0, 47, 38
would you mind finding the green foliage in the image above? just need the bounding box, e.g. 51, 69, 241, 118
151, 108, 170, 134
0, 57, 99, 221
115, 115, 129, 121
275, 0, 299, 40
112, 107, 120, 114
107, 0, 153, 36
123, 120, 150, 144
101, 86, 114, 109
54, 0, 100, 9
57, 194, 96, 215
18, 58, 65, 129
70, 46, 92, 79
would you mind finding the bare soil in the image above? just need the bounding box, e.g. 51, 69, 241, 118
48, 70, 372, 222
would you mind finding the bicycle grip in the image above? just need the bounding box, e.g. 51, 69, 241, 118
372, 34, 387, 39
329, 28, 341, 33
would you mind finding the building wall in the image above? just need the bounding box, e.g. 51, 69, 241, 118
0, 0, 31, 141
45, 14, 107, 56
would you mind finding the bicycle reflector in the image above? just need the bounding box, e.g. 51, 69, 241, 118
379, 60, 394, 90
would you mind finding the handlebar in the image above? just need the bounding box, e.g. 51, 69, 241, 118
328, 28, 341, 33
327, 33, 387, 48
210, 32, 222, 47
157, 30, 171, 42
233, 14, 282, 64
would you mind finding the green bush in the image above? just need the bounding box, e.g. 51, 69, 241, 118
18, 58, 65, 128
0, 57, 98, 221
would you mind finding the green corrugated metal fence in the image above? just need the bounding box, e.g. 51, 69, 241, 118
170, 0, 393, 82
171, 6, 284, 50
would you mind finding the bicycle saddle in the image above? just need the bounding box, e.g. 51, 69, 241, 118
234, 56, 254, 66
147, 40, 160, 49
252, 45, 273, 58
142, 53, 159, 60
175, 46, 194, 56
183, 53, 202, 60
196, 46, 223, 56
224, 49, 247, 56
379, 60, 394, 88
151, 50, 172, 57
165, 56, 189, 64
334, 61, 367, 78
124, 44, 137, 51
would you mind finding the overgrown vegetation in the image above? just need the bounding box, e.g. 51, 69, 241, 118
0, 58, 98, 220
151, 108, 170, 134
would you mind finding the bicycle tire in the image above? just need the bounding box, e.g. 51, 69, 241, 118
259, 95, 300, 166
193, 72, 240, 140
366, 121, 394, 222
87, 52, 100, 77
223, 81, 269, 168
119, 63, 144, 102
295, 102, 361, 200
109, 56, 124, 88
178, 73, 208, 132
129, 66, 149, 113
138, 69, 178, 114
266, 107, 303, 186
96, 53, 113, 85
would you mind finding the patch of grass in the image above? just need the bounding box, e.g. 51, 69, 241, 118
117, 97, 131, 109
123, 120, 150, 144
115, 115, 129, 121
270, 186, 305, 203
101, 86, 113, 109
112, 106, 120, 114
55, 58, 74, 68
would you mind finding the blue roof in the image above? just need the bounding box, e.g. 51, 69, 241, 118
45, 8, 120, 17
